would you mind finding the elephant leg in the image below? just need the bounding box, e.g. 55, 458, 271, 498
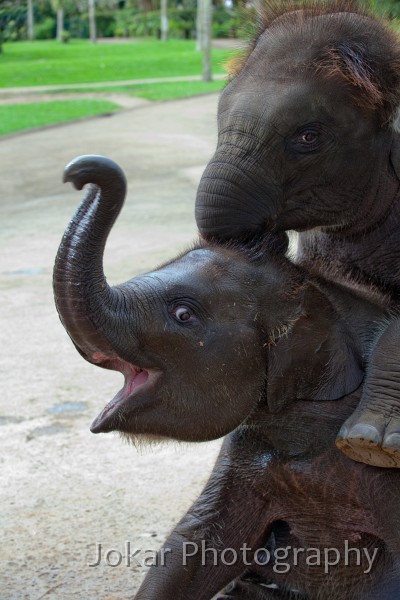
134, 436, 273, 600
336, 317, 400, 467
215, 574, 308, 600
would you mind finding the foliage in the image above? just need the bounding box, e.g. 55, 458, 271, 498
0, 0, 247, 42
363, 0, 400, 18
125, 8, 196, 38
212, 7, 242, 38
0, 40, 231, 87
61, 29, 70, 42
0, 3, 27, 41
64, 14, 89, 38
2, 0, 400, 45
69, 10, 116, 37
114, 6, 244, 39
35, 16, 56, 39
0, 98, 119, 135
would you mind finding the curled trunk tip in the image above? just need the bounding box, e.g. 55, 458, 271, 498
63, 154, 127, 196
53, 154, 129, 363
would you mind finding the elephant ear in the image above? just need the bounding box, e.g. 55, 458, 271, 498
390, 129, 400, 181
266, 285, 364, 413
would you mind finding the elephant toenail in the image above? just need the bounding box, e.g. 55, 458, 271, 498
346, 424, 381, 444
383, 433, 400, 449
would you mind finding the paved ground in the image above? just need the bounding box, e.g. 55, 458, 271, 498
0, 92, 151, 108
0, 94, 223, 599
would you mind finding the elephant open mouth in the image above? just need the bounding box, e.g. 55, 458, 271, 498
89, 353, 162, 433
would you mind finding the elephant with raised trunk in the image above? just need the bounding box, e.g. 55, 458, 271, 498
195, 0, 400, 467
54, 155, 400, 599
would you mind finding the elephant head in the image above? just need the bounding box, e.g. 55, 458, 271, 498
54, 156, 381, 443
195, 2, 400, 240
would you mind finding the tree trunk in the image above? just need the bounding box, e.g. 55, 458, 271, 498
137, 0, 154, 12
56, 6, 64, 42
88, 0, 96, 43
27, 0, 34, 40
160, 0, 168, 41
198, 0, 212, 81
196, 0, 202, 51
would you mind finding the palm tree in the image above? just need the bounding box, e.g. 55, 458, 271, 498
27, 0, 34, 40
160, 0, 168, 41
50, 0, 64, 41
88, 0, 96, 42
197, 0, 212, 81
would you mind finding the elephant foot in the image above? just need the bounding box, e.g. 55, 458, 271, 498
336, 409, 400, 468
214, 574, 307, 599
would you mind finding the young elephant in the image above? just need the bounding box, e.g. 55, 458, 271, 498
54, 156, 400, 599
195, 0, 400, 467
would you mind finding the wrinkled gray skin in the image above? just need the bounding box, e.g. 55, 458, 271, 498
53, 156, 400, 600
195, 2, 400, 467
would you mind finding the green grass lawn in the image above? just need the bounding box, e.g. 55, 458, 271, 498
0, 39, 233, 88
0, 39, 232, 135
0, 80, 225, 135
0, 99, 119, 135
50, 78, 226, 99
124, 79, 226, 100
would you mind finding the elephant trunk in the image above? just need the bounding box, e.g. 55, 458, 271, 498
53, 155, 131, 364
195, 153, 279, 240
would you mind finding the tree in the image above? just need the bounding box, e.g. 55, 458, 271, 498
88, 0, 96, 42
56, 1, 63, 40
27, 0, 34, 39
49, 0, 64, 41
160, 0, 168, 41
197, 0, 212, 81
136, 0, 154, 12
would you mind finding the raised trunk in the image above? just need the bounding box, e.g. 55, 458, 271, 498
53, 155, 129, 364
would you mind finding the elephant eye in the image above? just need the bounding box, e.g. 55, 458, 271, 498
172, 306, 196, 323
288, 126, 322, 154
301, 131, 317, 143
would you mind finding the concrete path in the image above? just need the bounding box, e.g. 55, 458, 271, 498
0, 94, 223, 599
0, 91, 151, 108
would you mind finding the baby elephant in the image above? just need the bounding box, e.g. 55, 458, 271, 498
54, 156, 400, 599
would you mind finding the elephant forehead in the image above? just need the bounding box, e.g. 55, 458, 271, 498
220, 73, 366, 141
224, 13, 382, 127
251, 12, 375, 74
220, 79, 315, 125
150, 248, 253, 293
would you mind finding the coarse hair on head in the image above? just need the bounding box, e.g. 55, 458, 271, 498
228, 0, 400, 126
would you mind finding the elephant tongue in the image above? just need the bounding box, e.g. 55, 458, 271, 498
127, 368, 149, 393
89, 354, 151, 433
91, 352, 149, 389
